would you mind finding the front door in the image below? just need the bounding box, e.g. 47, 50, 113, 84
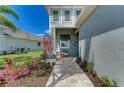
59, 34, 70, 55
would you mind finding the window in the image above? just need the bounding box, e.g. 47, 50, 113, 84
37, 42, 41, 47
53, 10, 59, 21
60, 35, 70, 48
76, 10, 81, 18
65, 10, 70, 21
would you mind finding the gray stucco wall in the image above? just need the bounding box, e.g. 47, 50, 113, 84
79, 5, 124, 86
56, 29, 78, 56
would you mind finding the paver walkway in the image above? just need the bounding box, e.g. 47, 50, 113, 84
46, 57, 94, 87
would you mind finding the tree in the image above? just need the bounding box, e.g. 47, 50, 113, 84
0, 5, 19, 31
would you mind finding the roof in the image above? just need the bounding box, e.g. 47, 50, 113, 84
0, 26, 42, 41
75, 5, 98, 28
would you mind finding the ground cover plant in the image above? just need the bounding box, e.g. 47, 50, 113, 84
75, 57, 118, 87
0, 51, 42, 68
0, 50, 53, 87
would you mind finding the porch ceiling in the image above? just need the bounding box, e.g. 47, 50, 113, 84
56, 27, 77, 32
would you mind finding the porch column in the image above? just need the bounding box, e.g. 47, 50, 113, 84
53, 27, 56, 54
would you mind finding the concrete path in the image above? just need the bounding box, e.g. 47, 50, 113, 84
46, 57, 94, 87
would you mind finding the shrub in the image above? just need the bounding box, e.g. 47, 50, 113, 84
24, 61, 33, 68
100, 75, 110, 87
112, 80, 118, 87
24, 51, 28, 54
42, 50, 47, 55
76, 57, 82, 64
4, 57, 14, 65
86, 63, 93, 74
2, 51, 7, 55
35, 69, 46, 77
40, 63, 50, 70
40, 50, 48, 60
27, 48, 30, 51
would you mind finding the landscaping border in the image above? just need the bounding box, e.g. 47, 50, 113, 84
75, 57, 103, 87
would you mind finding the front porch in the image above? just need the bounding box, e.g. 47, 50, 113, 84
54, 28, 79, 57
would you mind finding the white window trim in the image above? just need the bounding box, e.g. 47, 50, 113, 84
75, 10, 81, 18
60, 40, 70, 49
52, 10, 59, 22
64, 10, 71, 22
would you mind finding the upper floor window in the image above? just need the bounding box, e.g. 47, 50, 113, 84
65, 10, 70, 21
76, 10, 81, 18
53, 10, 59, 21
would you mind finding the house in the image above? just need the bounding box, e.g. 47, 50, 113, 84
0, 25, 43, 54
45, 5, 83, 56
46, 5, 124, 86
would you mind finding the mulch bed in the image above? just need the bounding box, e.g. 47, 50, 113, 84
75, 57, 103, 87
0, 63, 53, 87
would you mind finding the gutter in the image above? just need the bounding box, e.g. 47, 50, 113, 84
75, 5, 99, 32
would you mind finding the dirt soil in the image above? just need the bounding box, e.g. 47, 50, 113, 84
0, 63, 53, 87
75, 59, 103, 87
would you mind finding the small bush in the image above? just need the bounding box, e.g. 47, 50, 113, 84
100, 75, 110, 87
86, 63, 93, 74
40, 63, 50, 70
40, 50, 48, 60
100, 75, 118, 87
35, 69, 46, 77
76, 57, 82, 64
3, 51, 7, 55
24, 61, 33, 67
4, 57, 14, 65
112, 80, 118, 87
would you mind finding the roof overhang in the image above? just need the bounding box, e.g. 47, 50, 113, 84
75, 5, 98, 28
45, 5, 49, 12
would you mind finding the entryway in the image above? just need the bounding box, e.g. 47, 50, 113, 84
56, 28, 79, 57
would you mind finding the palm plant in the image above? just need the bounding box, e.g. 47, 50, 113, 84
0, 5, 19, 31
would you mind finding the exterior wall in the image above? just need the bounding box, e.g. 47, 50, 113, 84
56, 28, 78, 56
0, 35, 42, 54
79, 5, 124, 86
48, 5, 84, 28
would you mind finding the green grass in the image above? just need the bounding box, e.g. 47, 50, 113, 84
0, 50, 42, 68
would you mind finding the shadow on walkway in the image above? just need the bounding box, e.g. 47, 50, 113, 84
46, 57, 94, 87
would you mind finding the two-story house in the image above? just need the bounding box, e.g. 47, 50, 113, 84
46, 5, 124, 86
45, 5, 83, 56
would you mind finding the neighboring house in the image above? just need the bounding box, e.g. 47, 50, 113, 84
45, 5, 83, 56
46, 5, 124, 86
0, 26, 43, 54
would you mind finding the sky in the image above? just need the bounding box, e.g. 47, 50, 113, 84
8, 5, 49, 36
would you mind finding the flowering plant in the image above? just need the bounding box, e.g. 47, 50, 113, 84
0, 57, 42, 81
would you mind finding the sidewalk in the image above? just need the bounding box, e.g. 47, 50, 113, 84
46, 57, 94, 87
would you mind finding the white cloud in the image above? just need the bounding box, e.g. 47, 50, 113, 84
36, 34, 44, 37
45, 29, 49, 34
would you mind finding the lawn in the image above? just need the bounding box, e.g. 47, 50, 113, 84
0, 50, 42, 68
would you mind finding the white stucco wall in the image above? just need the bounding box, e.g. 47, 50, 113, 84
79, 27, 124, 86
